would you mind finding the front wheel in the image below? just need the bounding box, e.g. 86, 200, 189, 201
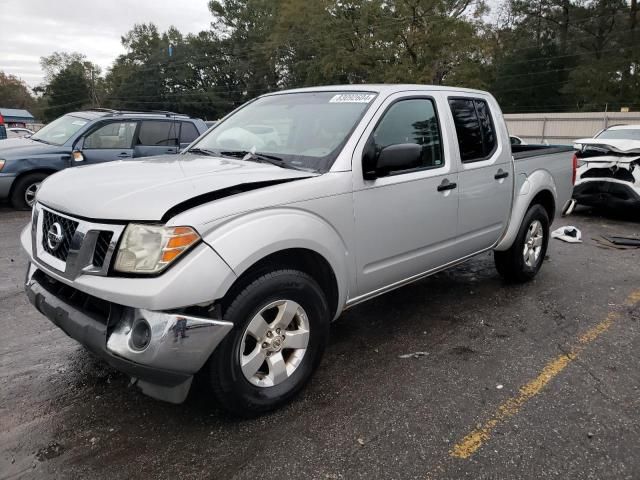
10, 172, 48, 210
494, 204, 550, 283
207, 270, 330, 416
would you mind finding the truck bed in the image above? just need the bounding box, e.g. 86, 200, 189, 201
512, 144, 575, 220
512, 144, 574, 160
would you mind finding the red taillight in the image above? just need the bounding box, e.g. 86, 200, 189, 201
571, 153, 578, 185
0, 114, 4, 125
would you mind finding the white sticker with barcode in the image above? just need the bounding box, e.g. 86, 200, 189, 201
329, 93, 376, 103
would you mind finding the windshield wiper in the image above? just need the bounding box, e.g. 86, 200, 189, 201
186, 147, 218, 156
220, 150, 290, 169
30, 137, 51, 145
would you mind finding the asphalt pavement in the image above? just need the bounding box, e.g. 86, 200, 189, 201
1, 206, 639, 479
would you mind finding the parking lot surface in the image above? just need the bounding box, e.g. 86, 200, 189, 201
1, 206, 639, 480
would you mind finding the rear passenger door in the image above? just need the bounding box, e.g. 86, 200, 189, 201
448, 96, 513, 256
134, 120, 180, 157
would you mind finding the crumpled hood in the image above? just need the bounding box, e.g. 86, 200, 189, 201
37, 153, 316, 221
0, 138, 64, 158
573, 138, 640, 154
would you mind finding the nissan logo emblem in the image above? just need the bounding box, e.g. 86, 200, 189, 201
47, 222, 64, 251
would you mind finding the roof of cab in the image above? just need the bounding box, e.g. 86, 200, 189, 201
606, 124, 640, 130
266, 84, 491, 96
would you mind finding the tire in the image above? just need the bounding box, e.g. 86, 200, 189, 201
10, 172, 48, 210
494, 204, 550, 283
207, 269, 330, 416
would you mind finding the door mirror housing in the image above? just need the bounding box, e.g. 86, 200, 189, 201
362, 143, 423, 180
72, 150, 85, 162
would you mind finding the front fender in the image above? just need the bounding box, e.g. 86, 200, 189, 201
203, 207, 350, 317
4, 154, 70, 175
494, 169, 558, 251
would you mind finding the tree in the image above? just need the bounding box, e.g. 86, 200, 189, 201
40, 61, 91, 121
0, 72, 35, 110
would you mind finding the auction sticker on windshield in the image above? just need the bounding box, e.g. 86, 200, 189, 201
329, 93, 376, 103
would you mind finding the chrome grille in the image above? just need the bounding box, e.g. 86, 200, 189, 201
92, 231, 114, 268
41, 210, 79, 261
33, 204, 125, 279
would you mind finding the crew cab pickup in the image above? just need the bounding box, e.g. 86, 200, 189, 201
22, 85, 575, 415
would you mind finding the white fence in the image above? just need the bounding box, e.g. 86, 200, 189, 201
504, 112, 640, 145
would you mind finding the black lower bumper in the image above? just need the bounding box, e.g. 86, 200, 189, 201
573, 181, 640, 209
26, 271, 191, 388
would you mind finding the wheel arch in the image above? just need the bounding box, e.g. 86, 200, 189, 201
530, 189, 555, 222
218, 248, 340, 321
204, 208, 351, 320
495, 169, 558, 251
9, 168, 57, 196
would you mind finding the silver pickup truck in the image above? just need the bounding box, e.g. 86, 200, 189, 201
21, 85, 575, 415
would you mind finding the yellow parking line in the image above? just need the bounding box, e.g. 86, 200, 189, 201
449, 289, 640, 460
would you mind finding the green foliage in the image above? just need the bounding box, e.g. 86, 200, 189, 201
41, 61, 91, 121
36, 52, 102, 121
31, 0, 640, 118
0, 72, 35, 110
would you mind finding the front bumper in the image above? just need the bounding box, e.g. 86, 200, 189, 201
573, 180, 640, 209
26, 265, 233, 403
0, 173, 17, 199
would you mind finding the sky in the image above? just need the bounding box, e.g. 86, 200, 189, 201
0, 0, 213, 87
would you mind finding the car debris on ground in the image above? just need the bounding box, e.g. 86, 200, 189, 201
551, 226, 582, 243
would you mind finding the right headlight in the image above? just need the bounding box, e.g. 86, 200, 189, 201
114, 224, 200, 274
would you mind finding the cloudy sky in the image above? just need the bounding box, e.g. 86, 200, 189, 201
0, 0, 212, 87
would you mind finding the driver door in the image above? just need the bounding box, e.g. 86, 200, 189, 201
352, 94, 460, 297
80, 121, 137, 164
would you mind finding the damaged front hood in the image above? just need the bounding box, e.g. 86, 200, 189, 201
574, 138, 640, 154
37, 153, 316, 221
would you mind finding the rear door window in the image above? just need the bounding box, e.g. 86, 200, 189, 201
137, 121, 179, 146
180, 122, 199, 144
448, 98, 497, 162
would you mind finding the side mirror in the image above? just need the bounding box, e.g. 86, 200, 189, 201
72, 150, 84, 162
363, 143, 423, 179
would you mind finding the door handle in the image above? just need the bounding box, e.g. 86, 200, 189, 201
437, 179, 457, 192
117, 152, 131, 158
494, 169, 509, 180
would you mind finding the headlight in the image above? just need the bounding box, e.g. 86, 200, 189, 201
114, 224, 200, 274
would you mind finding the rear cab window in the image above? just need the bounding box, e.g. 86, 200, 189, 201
448, 97, 497, 162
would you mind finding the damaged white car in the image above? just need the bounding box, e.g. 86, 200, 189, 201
573, 125, 640, 209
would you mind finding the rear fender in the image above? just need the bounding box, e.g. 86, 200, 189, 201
202, 208, 350, 317
494, 169, 557, 251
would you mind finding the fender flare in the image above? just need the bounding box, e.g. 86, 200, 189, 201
202, 207, 351, 316
494, 169, 558, 251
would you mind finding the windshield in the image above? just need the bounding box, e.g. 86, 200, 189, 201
31, 114, 89, 146
596, 128, 640, 141
188, 91, 377, 171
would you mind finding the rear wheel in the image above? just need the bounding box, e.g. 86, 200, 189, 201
207, 269, 329, 416
10, 172, 48, 210
494, 204, 550, 283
